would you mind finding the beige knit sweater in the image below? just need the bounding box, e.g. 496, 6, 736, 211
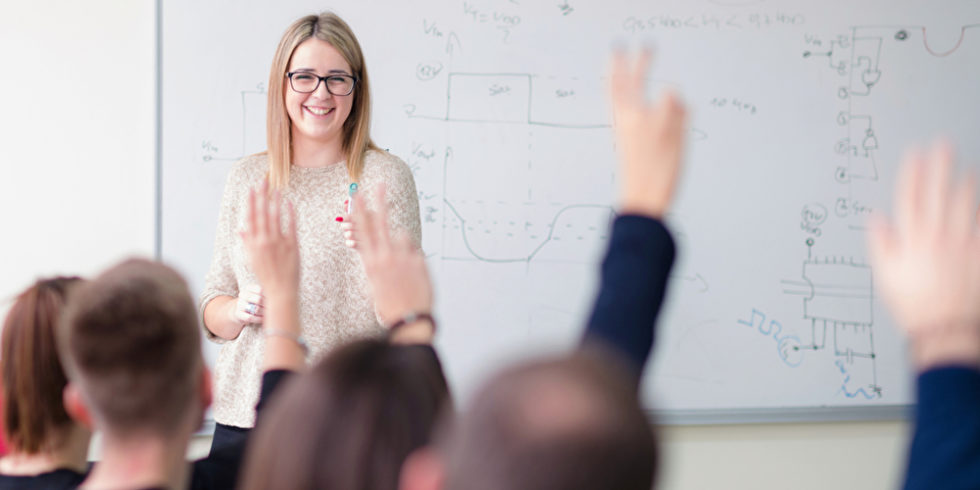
200, 150, 421, 427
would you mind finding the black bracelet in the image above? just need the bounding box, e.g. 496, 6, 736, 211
387, 312, 436, 334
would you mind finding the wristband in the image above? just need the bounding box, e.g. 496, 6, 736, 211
387, 312, 436, 334
265, 328, 309, 355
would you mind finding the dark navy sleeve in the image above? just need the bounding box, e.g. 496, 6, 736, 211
903, 366, 980, 490
190, 369, 293, 490
581, 214, 675, 380
256, 369, 292, 415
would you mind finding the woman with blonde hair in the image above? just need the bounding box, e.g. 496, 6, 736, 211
199, 12, 421, 451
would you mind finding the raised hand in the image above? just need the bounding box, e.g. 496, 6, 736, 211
868, 142, 980, 370
239, 179, 300, 307
609, 49, 688, 218
350, 185, 434, 343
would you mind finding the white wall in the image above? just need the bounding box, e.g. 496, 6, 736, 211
0, 2, 911, 488
660, 420, 908, 490
0, 0, 156, 315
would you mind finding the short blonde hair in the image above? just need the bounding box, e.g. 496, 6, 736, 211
266, 12, 378, 189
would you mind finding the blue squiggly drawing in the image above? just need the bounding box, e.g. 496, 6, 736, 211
835, 360, 875, 399
738, 307, 804, 367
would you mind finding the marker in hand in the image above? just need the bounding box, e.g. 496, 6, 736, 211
347, 182, 358, 214
341, 182, 359, 248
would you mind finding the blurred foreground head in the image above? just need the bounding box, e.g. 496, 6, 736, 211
424, 349, 657, 490
242, 339, 450, 490
59, 258, 207, 438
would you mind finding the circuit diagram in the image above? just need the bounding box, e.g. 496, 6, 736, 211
793, 23, 980, 399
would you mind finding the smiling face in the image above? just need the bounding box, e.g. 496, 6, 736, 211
285, 38, 355, 147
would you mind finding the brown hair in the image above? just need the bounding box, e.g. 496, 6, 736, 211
266, 12, 379, 189
439, 350, 658, 490
1, 277, 81, 453
241, 340, 450, 490
59, 259, 203, 436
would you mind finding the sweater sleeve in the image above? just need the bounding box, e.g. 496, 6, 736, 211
902, 366, 980, 490
199, 165, 244, 343
581, 214, 676, 383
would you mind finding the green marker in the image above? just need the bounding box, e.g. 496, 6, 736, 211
347, 183, 358, 214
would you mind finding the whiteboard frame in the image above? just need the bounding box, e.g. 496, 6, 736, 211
155, 0, 163, 260
152, 0, 915, 426
654, 405, 908, 425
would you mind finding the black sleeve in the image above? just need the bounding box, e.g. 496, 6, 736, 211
903, 366, 980, 490
189, 369, 294, 490
581, 214, 676, 382
255, 369, 292, 415
394, 344, 450, 408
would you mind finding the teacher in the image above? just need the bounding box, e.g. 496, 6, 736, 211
199, 12, 421, 451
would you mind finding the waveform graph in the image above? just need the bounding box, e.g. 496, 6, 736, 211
410, 69, 621, 269
440, 200, 612, 264
528, 75, 609, 128
447, 73, 531, 123
526, 204, 612, 263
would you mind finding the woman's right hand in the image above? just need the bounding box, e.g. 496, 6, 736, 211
203, 287, 263, 340
230, 283, 265, 326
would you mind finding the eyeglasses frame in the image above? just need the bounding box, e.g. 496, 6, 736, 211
285, 71, 358, 96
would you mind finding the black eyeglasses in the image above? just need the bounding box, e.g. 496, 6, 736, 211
286, 72, 358, 96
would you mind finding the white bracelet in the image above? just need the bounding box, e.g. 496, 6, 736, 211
265, 328, 308, 355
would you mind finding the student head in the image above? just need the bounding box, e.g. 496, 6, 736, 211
241, 339, 450, 490
402, 350, 657, 490
1, 276, 84, 454
267, 11, 377, 187
58, 258, 210, 441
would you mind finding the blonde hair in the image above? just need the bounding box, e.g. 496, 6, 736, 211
266, 12, 378, 189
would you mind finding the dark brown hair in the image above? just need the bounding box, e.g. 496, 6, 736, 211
59, 259, 202, 435
440, 350, 658, 490
241, 339, 450, 490
1, 277, 81, 453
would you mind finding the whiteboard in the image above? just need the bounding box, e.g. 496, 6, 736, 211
161, 0, 980, 421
